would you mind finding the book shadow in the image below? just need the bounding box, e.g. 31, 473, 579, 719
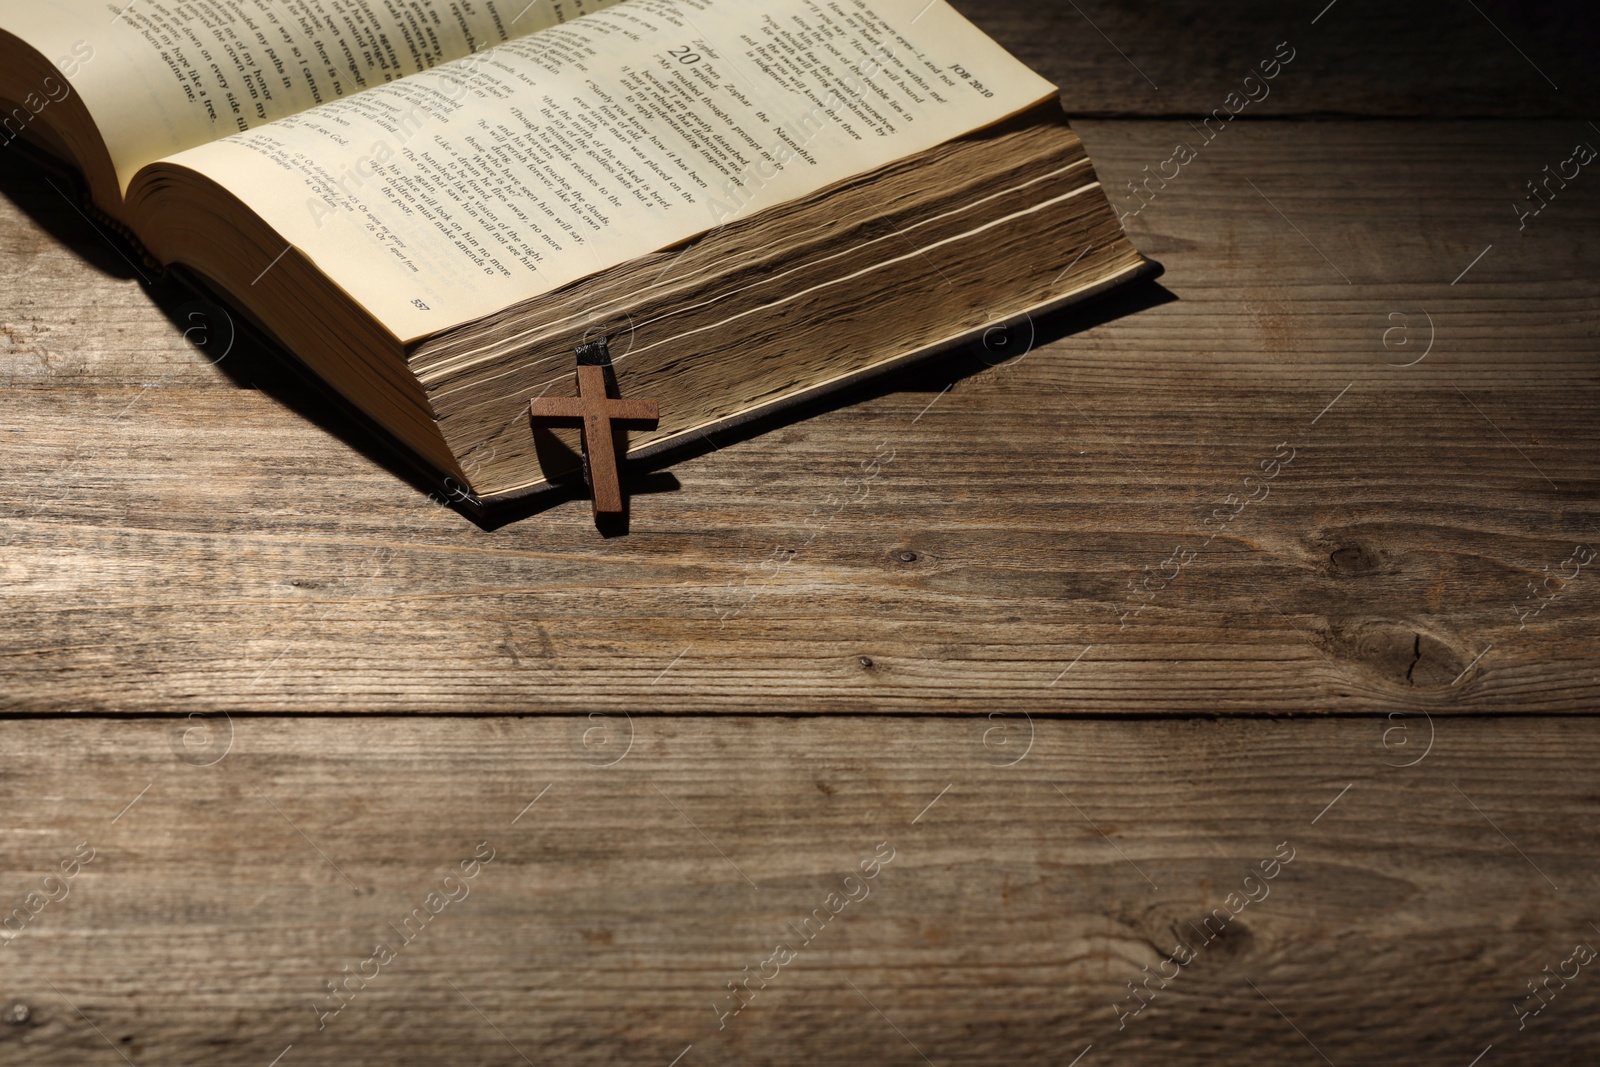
0, 156, 498, 520
0, 152, 152, 281
0, 154, 1173, 531
528, 422, 680, 538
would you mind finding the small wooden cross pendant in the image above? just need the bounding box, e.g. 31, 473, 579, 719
528, 339, 659, 520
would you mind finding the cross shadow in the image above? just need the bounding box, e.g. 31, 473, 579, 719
527, 420, 680, 538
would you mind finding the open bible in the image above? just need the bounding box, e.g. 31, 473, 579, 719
0, 0, 1156, 508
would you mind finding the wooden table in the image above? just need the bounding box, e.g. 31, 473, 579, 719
2, 1, 1596, 1063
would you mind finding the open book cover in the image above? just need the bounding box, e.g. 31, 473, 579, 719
0, 0, 1158, 509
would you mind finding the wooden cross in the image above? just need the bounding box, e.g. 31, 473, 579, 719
528, 339, 659, 519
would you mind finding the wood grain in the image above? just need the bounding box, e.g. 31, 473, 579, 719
1, 3, 1595, 1063
0, 716, 1594, 1065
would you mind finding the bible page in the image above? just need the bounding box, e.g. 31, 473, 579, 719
145, 0, 1057, 341
0, 0, 621, 194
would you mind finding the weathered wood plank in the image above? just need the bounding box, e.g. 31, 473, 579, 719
0, 716, 1594, 1065
962, 0, 1594, 118
1, 380, 1596, 713
2, 120, 1596, 713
